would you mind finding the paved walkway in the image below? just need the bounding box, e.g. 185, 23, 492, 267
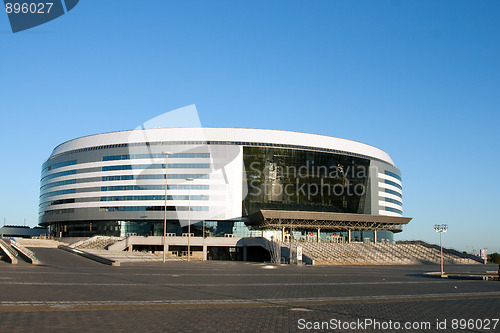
13, 238, 67, 248
0, 248, 498, 332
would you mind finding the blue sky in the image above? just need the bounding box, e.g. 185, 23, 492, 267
1, 1, 499, 253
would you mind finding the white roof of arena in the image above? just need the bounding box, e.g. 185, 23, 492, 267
50, 128, 396, 166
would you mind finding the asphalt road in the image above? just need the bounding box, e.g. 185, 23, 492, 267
0, 248, 498, 332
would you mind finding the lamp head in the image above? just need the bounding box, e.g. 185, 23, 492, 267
434, 224, 448, 232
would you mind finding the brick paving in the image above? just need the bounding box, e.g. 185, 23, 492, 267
0, 248, 498, 332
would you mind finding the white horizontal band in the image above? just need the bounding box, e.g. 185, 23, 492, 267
379, 201, 402, 210
377, 173, 402, 186
378, 191, 403, 203
377, 182, 403, 195
379, 210, 402, 217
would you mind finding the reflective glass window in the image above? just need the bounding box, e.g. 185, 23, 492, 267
243, 147, 370, 215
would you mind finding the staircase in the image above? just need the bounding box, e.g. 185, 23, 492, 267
282, 241, 483, 265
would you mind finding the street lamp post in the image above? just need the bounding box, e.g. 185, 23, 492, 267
200, 194, 208, 239
186, 177, 194, 262
201, 194, 208, 261
162, 151, 172, 263
434, 224, 448, 276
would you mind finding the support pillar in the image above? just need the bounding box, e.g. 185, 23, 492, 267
317, 228, 321, 243
282, 226, 285, 242
203, 244, 207, 261
374, 230, 377, 244
243, 246, 247, 261
348, 230, 351, 243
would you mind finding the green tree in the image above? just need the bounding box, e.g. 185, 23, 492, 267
488, 252, 500, 264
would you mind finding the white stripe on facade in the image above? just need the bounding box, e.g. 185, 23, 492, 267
379, 210, 402, 217
378, 201, 402, 210
377, 182, 403, 195
377, 173, 402, 186
378, 191, 403, 203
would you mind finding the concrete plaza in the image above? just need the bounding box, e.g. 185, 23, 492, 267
0, 248, 499, 332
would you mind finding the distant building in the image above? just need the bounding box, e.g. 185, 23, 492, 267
39, 128, 411, 241
0, 226, 48, 238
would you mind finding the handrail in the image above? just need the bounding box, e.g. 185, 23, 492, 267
0, 239, 18, 264
0, 239, 18, 257
9, 239, 40, 265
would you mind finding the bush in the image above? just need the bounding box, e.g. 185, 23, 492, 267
488, 252, 500, 264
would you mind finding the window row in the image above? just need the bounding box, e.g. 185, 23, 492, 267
40, 194, 210, 207
384, 206, 403, 215
42, 174, 210, 191
40, 179, 76, 191
101, 184, 210, 191
41, 183, 211, 200
103, 153, 210, 161
384, 197, 402, 207
384, 179, 402, 190
39, 189, 76, 200
38, 208, 75, 217
99, 206, 209, 212
42, 160, 77, 174
40, 175, 210, 191
39, 198, 76, 208
102, 174, 210, 181
384, 188, 402, 198
101, 163, 210, 171
384, 170, 402, 181
41, 169, 76, 182
100, 195, 209, 201
42, 164, 210, 183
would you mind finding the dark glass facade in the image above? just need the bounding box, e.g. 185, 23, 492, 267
243, 147, 370, 216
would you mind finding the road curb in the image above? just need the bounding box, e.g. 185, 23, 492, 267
58, 245, 120, 266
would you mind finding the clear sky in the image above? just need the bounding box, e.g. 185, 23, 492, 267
1, 0, 499, 253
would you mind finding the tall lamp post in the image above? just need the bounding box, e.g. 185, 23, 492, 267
434, 224, 448, 276
162, 151, 172, 263
201, 194, 208, 261
186, 177, 194, 262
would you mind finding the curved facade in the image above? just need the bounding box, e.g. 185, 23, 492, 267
39, 128, 406, 241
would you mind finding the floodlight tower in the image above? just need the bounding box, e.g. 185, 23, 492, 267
434, 224, 448, 276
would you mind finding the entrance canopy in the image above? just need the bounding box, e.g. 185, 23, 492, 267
248, 210, 412, 233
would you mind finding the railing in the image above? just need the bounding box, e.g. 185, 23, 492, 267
9, 238, 40, 264
0, 239, 18, 264
293, 241, 482, 265
0, 239, 18, 257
